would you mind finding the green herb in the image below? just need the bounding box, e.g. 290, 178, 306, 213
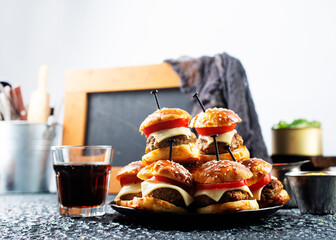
272, 119, 321, 129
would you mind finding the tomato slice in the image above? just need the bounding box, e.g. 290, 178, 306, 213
195, 124, 236, 136
143, 118, 189, 138
249, 173, 271, 191
196, 179, 247, 191
147, 176, 191, 193
120, 175, 142, 187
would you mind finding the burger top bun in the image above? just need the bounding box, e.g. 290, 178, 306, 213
189, 108, 241, 128
193, 160, 252, 184
137, 160, 193, 186
240, 158, 272, 186
139, 108, 192, 133
116, 161, 145, 181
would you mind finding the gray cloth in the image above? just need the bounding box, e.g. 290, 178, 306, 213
166, 52, 270, 162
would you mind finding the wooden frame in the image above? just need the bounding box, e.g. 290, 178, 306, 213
63, 63, 180, 193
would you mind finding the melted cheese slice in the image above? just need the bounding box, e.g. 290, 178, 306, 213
141, 181, 194, 206
251, 187, 264, 201
200, 130, 237, 145
194, 185, 252, 202
115, 183, 142, 201
251, 176, 278, 201
150, 127, 192, 143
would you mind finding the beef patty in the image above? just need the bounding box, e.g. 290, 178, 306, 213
197, 133, 243, 155
119, 192, 142, 201
194, 190, 249, 208
145, 133, 197, 153
147, 188, 186, 207
260, 179, 283, 202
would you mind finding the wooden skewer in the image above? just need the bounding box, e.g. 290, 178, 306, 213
211, 134, 220, 161
151, 90, 161, 110
168, 139, 175, 161
226, 145, 237, 162
193, 92, 205, 112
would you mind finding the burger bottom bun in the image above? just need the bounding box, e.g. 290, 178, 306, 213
197, 200, 259, 214
116, 199, 134, 207
258, 189, 290, 208
142, 143, 200, 166
199, 146, 250, 162
117, 197, 187, 213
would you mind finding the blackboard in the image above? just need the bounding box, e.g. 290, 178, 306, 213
85, 88, 193, 167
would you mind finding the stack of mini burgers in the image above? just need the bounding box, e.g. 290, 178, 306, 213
115, 93, 289, 213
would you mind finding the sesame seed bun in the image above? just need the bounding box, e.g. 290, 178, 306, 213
189, 108, 241, 128
240, 158, 272, 186
137, 160, 193, 186
139, 108, 192, 134
116, 161, 145, 181
192, 160, 253, 184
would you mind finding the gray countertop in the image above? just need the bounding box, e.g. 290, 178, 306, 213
1, 194, 336, 239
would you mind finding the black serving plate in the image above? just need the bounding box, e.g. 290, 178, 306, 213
110, 201, 283, 223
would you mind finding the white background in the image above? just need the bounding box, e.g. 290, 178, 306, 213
1, 0, 335, 156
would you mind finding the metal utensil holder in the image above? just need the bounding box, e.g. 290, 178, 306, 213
0, 121, 60, 193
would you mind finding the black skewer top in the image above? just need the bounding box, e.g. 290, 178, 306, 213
151, 90, 161, 110
225, 145, 237, 162
193, 92, 206, 112
168, 139, 175, 161
211, 134, 220, 161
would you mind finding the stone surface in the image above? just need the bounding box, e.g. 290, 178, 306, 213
1, 194, 336, 239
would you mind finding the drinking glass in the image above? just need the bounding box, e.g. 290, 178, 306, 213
51, 145, 113, 217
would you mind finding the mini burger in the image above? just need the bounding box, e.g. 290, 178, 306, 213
189, 108, 250, 162
122, 160, 194, 213
192, 160, 258, 213
139, 108, 199, 166
240, 158, 290, 208
115, 161, 145, 206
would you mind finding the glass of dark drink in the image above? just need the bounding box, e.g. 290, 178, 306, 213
51, 146, 113, 217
